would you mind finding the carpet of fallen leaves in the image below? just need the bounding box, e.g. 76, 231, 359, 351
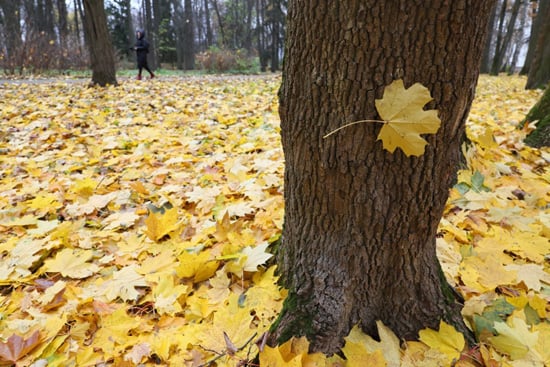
0, 74, 548, 367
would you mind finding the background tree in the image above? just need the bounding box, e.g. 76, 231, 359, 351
183, 0, 195, 69
267, 0, 285, 71
525, 0, 550, 88
481, 3, 498, 73
0, 0, 23, 74
106, 0, 133, 60
490, 0, 524, 75
82, 0, 118, 86
269, 0, 496, 354
520, 0, 545, 75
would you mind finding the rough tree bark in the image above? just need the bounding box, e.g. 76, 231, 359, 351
523, 85, 550, 147
526, 0, 550, 89
82, 0, 118, 87
269, 0, 496, 354
521, 0, 547, 76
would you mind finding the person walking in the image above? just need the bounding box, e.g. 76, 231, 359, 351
131, 29, 155, 80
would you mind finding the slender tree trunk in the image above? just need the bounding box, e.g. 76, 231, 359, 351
183, 0, 195, 69
244, 0, 254, 52
173, 0, 185, 68
526, 0, 550, 88
270, 0, 496, 354
491, 0, 522, 74
204, 0, 213, 48
0, 0, 23, 74
74, 0, 83, 54
521, 0, 544, 75
151, 0, 161, 69
124, 0, 134, 58
43, 0, 56, 38
508, 0, 528, 74
211, 0, 225, 47
142, 0, 156, 69
257, 0, 268, 71
269, 0, 281, 71
57, 0, 69, 49
82, 0, 118, 87
481, 2, 498, 73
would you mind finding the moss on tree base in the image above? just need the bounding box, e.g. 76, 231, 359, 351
525, 115, 550, 148
522, 85, 550, 148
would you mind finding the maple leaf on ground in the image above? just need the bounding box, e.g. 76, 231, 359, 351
124, 342, 151, 364
65, 192, 118, 217
100, 265, 148, 302
150, 273, 187, 316
504, 264, 550, 291
103, 210, 140, 231
92, 307, 143, 354
345, 322, 401, 367
143, 206, 181, 242
197, 293, 256, 356
418, 320, 465, 364
490, 317, 539, 361
0, 331, 41, 365
42, 248, 100, 279
241, 242, 273, 272
185, 186, 222, 214
259, 337, 327, 367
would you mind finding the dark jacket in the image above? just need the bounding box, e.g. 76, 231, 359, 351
134, 31, 149, 66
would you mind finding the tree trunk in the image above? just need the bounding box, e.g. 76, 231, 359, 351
43, 0, 56, 39
183, 0, 195, 69
521, 0, 546, 75
268, 0, 282, 72
526, 0, 550, 89
82, 0, 118, 87
507, 0, 528, 75
523, 85, 550, 147
56, 0, 69, 49
0, 0, 23, 74
270, 0, 496, 354
74, 0, 83, 55
211, 0, 226, 47
257, 0, 268, 72
490, 0, 522, 74
204, 0, 213, 48
481, 2, 498, 73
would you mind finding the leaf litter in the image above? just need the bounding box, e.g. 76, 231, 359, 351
0, 75, 548, 366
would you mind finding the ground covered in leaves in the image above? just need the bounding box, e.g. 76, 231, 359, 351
0, 75, 548, 366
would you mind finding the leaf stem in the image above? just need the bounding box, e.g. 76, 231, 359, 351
323, 119, 385, 139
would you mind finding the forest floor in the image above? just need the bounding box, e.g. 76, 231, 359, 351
0, 74, 548, 366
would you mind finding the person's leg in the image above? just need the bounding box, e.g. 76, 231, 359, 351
145, 64, 155, 79
137, 66, 143, 80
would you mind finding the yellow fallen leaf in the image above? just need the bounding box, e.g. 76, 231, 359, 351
259, 343, 302, 367
345, 322, 400, 367
490, 317, 538, 360
342, 341, 387, 367
43, 249, 100, 279
418, 320, 465, 364
144, 206, 181, 242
